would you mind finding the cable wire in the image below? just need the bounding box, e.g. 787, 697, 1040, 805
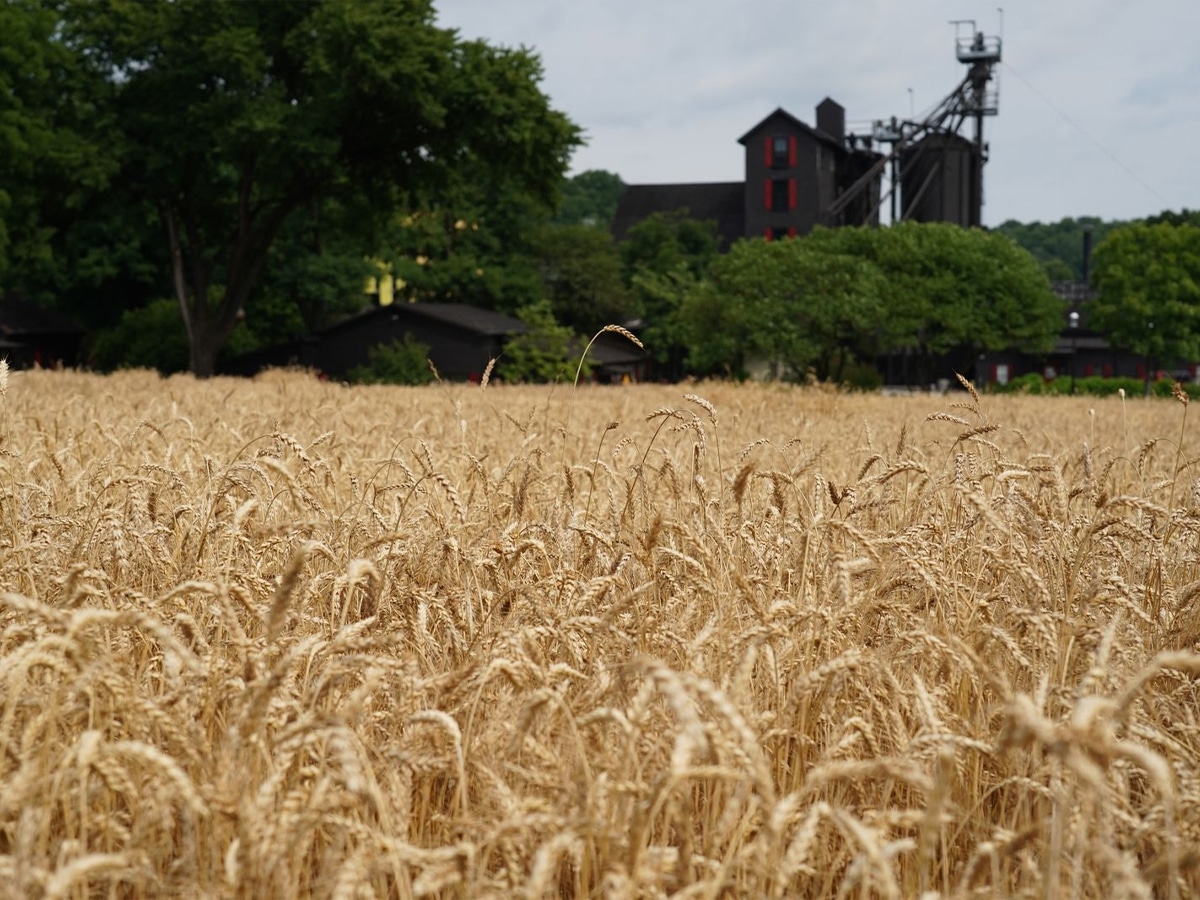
1002, 60, 1170, 209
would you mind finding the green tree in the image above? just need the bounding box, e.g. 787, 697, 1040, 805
379, 195, 543, 315
992, 217, 1118, 282
56, 0, 579, 376
497, 299, 581, 383
620, 210, 721, 378
529, 223, 631, 334
0, 0, 112, 301
686, 235, 883, 381
555, 170, 625, 227
811, 223, 1061, 383
248, 196, 377, 345
347, 334, 434, 386
1143, 209, 1200, 228
89, 296, 258, 373
1088, 222, 1200, 391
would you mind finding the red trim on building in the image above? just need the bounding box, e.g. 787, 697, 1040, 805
788, 178, 797, 210
764, 227, 773, 241
788, 227, 797, 238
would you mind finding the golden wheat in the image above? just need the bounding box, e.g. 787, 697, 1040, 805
0, 367, 1198, 897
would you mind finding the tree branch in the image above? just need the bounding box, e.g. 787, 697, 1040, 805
160, 200, 194, 348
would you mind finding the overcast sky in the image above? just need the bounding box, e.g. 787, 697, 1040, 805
435, 0, 1200, 226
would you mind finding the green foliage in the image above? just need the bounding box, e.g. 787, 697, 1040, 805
1088, 223, 1200, 374
620, 210, 721, 376
498, 299, 582, 383
530, 224, 632, 334
346, 334, 434, 386
554, 170, 625, 227
807, 224, 1062, 385
839, 359, 884, 391
380, 202, 543, 315
615, 219, 1064, 384
252, 198, 378, 341
89, 300, 190, 374
88, 298, 257, 374
992, 217, 1118, 281
0, 0, 114, 295
693, 236, 883, 381
1143, 209, 1200, 228
992, 373, 1196, 399
36, 0, 580, 376
620, 210, 720, 283
674, 276, 745, 377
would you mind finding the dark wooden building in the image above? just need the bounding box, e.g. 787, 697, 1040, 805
612, 99, 882, 246
223, 303, 527, 382
224, 302, 652, 383
0, 294, 83, 368
977, 281, 1194, 388
610, 182, 744, 248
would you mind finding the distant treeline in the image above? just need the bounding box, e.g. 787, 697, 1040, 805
992, 209, 1200, 283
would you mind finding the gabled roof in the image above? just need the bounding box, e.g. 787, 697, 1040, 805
578, 329, 649, 368
323, 302, 528, 338
611, 182, 745, 248
0, 296, 83, 338
737, 107, 844, 150
401, 303, 527, 336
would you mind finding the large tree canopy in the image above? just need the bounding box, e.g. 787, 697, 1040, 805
686, 237, 882, 380
52, 0, 579, 375
0, 1, 111, 295
1088, 222, 1200, 382
554, 170, 625, 228
667, 223, 1062, 383
810, 223, 1062, 360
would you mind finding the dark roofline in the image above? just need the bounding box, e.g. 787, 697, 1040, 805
320, 302, 528, 339
611, 181, 745, 247
0, 295, 84, 337
403, 302, 527, 336
737, 107, 845, 150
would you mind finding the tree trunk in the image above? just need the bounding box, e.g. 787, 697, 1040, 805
189, 323, 223, 378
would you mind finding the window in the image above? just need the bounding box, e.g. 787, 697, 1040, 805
772, 136, 789, 168
771, 227, 793, 241
771, 178, 789, 211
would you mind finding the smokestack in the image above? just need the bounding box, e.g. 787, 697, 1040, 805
816, 97, 845, 143
1081, 223, 1094, 286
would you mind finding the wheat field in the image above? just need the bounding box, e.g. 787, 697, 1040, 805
0, 366, 1198, 898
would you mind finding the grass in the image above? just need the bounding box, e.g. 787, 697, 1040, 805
0, 367, 1198, 898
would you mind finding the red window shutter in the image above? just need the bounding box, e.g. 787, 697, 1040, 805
764, 227, 773, 241
764, 179, 772, 210
990, 364, 998, 383
788, 178, 797, 210
764, 135, 772, 167
1136, 362, 1145, 378
1103, 363, 1113, 377
1084, 364, 1094, 376
788, 227, 797, 238
788, 135, 797, 166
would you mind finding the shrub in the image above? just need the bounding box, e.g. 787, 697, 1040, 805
497, 299, 585, 383
347, 334, 434, 385
838, 359, 883, 391
996, 372, 1047, 394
